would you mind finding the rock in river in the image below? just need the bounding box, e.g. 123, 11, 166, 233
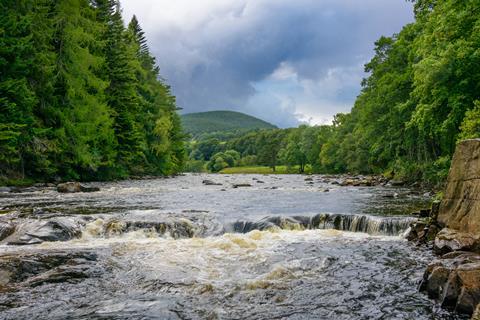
57, 182, 100, 193
8, 218, 82, 245
202, 179, 222, 186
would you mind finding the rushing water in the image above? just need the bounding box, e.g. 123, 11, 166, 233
0, 174, 465, 319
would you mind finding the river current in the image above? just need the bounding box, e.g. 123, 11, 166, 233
0, 174, 466, 319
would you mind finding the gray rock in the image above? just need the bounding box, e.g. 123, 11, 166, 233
8, 218, 81, 245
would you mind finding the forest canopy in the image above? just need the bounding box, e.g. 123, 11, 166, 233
0, 0, 185, 183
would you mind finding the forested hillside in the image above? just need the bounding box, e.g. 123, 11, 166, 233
187, 0, 480, 185
181, 111, 276, 136
0, 0, 185, 183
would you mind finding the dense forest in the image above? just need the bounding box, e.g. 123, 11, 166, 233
187, 0, 480, 185
0, 0, 185, 184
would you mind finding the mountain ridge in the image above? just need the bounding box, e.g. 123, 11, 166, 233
181, 110, 277, 136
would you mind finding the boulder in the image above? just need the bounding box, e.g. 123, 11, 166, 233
57, 182, 99, 193
434, 228, 480, 255
57, 182, 82, 193
8, 218, 81, 245
437, 139, 480, 234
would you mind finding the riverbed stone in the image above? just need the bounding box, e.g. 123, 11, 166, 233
437, 139, 480, 234
202, 179, 222, 186
232, 183, 252, 188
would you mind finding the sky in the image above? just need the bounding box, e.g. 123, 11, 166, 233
122, 0, 414, 128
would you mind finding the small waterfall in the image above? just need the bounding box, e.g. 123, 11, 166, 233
233, 213, 416, 236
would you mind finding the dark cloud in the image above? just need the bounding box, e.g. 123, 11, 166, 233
122, 0, 414, 127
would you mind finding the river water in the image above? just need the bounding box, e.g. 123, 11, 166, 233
0, 174, 466, 319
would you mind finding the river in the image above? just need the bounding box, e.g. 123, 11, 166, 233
0, 174, 466, 319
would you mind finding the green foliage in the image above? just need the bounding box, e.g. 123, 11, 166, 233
181, 111, 276, 137
0, 0, 185, 184
459, 101, 480, 140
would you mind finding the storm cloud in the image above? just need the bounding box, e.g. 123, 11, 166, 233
121, 0, 414, 127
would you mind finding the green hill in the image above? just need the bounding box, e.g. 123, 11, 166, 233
181, 111, 277, 136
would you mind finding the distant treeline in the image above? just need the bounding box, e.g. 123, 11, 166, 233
1, 0, 185, 183
188, 0, 480, 185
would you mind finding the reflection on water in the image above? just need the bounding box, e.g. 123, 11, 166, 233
0, 174, 464, 319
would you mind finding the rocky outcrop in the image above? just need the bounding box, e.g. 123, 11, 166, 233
57, 182, 100, 193
420, 252, 480, 315
418, 139, 480, 317
437, 139, 480, 233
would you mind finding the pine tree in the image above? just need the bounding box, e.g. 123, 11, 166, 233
51, 0, 116, 179
96, 0, 146, 174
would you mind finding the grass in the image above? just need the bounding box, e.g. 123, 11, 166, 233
220, 165, 312, 174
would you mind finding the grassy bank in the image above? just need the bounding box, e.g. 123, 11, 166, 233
220, 165, 312, 174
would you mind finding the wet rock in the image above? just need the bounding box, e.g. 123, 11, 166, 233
434, 228, 480, 255
9, 218, 82, 245
57, 182, 100, 193
0, 222, 15, 241
437, 139, 480, 234
232, 183, 252, 188
256, 180, 265, 184
420, 254, 480, 315
304, 177, 313, 181
405, 221, 428, 241
202, 179, 222, 186
0, 250, 100, 286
